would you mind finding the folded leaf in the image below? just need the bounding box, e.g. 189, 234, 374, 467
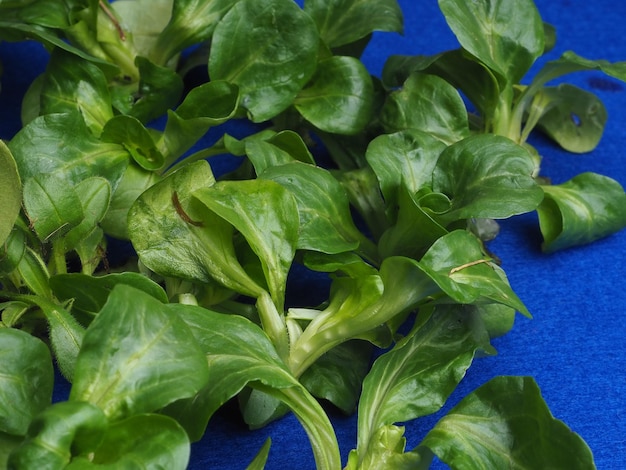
537, 172, 626, 252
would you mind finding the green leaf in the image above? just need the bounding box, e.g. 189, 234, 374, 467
67, 414, 190, 470
536, 84, 607, 153
0, 140, 21, 246
159, 80, 240, 167
0, 227, 26, 276
537, 172, 626, 252
432, 134, 544, 223
299, 340, 372, 414
418, 230, 530, 316
40, 49, 114, 135
193, 178, 299, 310
355, 306, 493, 463
128, 161, 264, 297
9, 112, 129, 188
0, 329, 53, 436
69, 285, 209, 420
419, 376, 595, 469
365, 129, 446, 209
8, 401, 107, 470
100, 163, 160, 240
260, 161, 362, 254
380, 73, 470, 145
294, 56, 374, 135
129, 56, 184, 123
22, 173, 84, 242
438, 0, 544, 83
165, 305, 341, 469
63, 177, 111, 252
304, 0, 402, 49
209, 0, 319, 122
243, 130, 315, 175
101, 115, 164, 171
49, 272, 168, 324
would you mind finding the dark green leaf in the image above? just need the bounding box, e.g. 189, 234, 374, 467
300, 340, 372, 414
294, 56, 374, 135
438, 0, 544, 83
432, 134, 544, 222
69, 285, 209, 420
365, 129, 446, 209
419, 376, 595, 469
63, 177, 111, 252
537, 172, 626, 252
0, 328, 53, 436
304, 0, 402, 48
101, 115, 164, 171
209, 0, 319, 122
260, 161, 362, 254
381, 73, 470, 145
0, 140, 21, 246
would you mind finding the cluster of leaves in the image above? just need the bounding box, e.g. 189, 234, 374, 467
0, 0, 622, 468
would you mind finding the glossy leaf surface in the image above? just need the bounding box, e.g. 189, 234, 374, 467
70, 285, 209, 420
419, 376, 595, 469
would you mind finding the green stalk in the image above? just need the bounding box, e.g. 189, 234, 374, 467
255, 382, 342, 470
256, 291, 290, 364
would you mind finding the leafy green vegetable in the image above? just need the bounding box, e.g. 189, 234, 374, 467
0, 0, 619, 468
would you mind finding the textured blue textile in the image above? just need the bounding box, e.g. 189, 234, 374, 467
1, 1, 625, 469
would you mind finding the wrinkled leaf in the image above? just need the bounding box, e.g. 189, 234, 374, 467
365, 129, 446, 209
537, 172, 626, 252
347, 424, 423, 470
209, 0, 319, 122
70, 285, 209, 420
0, 329, 53, 436
419, 376, 595, 469
432, 134, 544, 223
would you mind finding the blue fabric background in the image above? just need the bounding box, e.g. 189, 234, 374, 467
1, 1, 625, 468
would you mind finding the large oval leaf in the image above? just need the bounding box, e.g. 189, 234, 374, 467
209, 0, 319, 122
380, 73, 470, 145
294, 56, 374, 135
70, 285, 209, 420
419, 376, 595, 469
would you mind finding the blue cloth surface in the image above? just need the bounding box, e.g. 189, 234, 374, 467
1, 1, 625, 468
